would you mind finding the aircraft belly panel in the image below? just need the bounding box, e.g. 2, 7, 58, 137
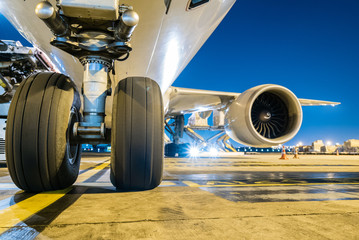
116, 0, 236, 92
146, 0, 236, 91
0, 0, 236, 92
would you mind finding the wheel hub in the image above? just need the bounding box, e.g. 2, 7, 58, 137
259, 111, 271, 122
66, 107, 79, 165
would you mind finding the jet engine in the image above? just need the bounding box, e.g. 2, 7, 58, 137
225, 84, 302, 147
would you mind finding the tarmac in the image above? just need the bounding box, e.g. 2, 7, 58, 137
0, 153, 359, 239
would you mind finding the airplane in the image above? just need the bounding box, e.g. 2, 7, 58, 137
0, 0, 339, 193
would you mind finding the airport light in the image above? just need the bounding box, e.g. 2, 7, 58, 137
189, 146, 200, 157
209, 147, 218, 156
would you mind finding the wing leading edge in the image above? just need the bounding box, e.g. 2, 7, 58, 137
298, 98, 340, 106
165, 87, 340, 115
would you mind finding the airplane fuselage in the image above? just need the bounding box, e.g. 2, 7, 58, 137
0, 0, 236, 91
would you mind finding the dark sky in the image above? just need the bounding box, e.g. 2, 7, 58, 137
176, 0, 359, 146
1, 0, 359, 146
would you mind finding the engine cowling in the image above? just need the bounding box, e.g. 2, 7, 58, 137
225, 84, 302, 147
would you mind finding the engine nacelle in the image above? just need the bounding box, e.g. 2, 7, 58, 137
225, 84, 302, 147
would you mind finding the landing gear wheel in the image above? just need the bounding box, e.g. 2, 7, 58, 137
6, 72, 82, 192
111, 77, 164, 190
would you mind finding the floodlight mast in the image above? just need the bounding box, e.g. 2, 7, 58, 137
35, 0, 139, 144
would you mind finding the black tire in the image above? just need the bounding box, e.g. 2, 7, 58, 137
6, 72, 82, 192
111, 77, 164, 190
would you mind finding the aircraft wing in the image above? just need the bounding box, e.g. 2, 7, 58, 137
298, 98, 340, 106
164, 87, 239, 115
165, 86, 340, 115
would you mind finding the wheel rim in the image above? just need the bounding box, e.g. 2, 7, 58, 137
66, 107, 79, 165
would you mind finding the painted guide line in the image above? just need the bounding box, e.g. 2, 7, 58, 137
182, 181, 359, 188
0, 188, 72, 235
0, 160, 110, 235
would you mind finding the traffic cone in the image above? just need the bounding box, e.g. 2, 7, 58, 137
279, 146, 288, 160
293, 147, 299, 159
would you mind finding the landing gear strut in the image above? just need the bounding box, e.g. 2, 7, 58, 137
165, 115, 190, 157
5, 1, 164, 192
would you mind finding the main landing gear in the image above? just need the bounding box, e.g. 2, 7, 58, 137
5, 1, 164, 192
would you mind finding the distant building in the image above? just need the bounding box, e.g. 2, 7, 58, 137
296, 139, 359, 154
320, 145, 338, 153
312, 140, 324, 152
344, 139, 359, 152
298, 145, 312, 152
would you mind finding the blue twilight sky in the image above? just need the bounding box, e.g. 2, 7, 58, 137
175, 0, 359, 146
0, 0, 359, 146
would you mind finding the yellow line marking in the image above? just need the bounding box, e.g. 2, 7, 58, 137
76, 160, 110, 182
183, 181, 201, 187
233, 181, 246, 185
159, 181, 176, 186
0, 159, 110, 235
210, 181, 247, 185
188, 182, 359, 188
159, 180, 359, 188
93, 160, 110, 170
0, 187, 72, 235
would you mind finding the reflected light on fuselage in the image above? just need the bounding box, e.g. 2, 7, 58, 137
162, 38, 180, 86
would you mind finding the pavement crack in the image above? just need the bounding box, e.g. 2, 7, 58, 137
2, 211, 359, 229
